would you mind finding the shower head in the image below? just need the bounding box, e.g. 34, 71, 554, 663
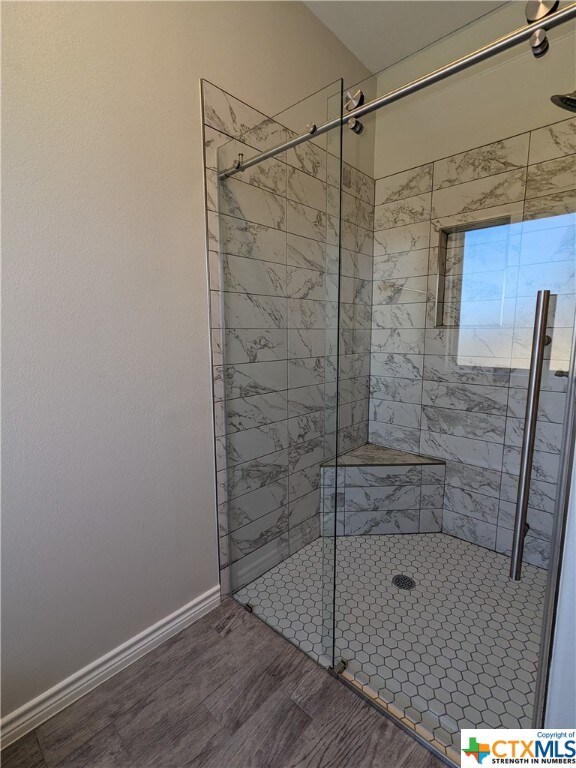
550, 90, 576, 113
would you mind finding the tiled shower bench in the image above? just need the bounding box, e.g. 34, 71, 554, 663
321, 444, 446, 536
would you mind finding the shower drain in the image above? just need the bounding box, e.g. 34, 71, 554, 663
392, 574, 416, 590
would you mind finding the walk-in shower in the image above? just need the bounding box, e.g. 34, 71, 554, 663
204, 2, 576, 764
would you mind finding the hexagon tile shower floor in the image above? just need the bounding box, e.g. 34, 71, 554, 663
235, 533, 547, 764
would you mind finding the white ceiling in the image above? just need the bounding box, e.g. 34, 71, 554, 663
304, 1, 508, 74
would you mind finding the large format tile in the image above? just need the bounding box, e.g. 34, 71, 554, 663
433, 134, 529, 190
421, 380, 508, 415
218, 213, 286, 263
373, 222, 431, 256
224, 328, 288, 364
225, 391, 288, 433
222, 254, 285, 296
375, 193, 432, 230
526, 153, 576, 200
528, 117, 576, 164
431, 168, 526, 218
420, 431, 504, 471
421, 406, 506, 443
220, 177, 286, 229
230, 506, 289, 561
375, 164, 433, 205
202, 80, 268, 139
221, 361, 287, 400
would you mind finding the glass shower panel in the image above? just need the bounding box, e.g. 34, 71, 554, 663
216, 80, 344, 668
331, 20, 575, 763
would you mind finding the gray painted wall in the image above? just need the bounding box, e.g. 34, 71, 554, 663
1, 1, 370, 716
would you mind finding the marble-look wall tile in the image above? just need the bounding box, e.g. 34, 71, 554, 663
223, 254, 286, 296
433, 135, 529, 190
375, 193, 432, 230
420, 431, 503, 471
204, 125, 232, 171
345, 485, 420, 512
373, 221, 431, 256
497, 500, 554, 541
227, 480, 288, 532
289, 436, 326, 473
423, 355, 509, 387
371, 400, 422, 429
223, 422, 289, 467
421, 406, 506, 444
420, 508, 442, 533
373, 249, 429, 280
370, 375, 422, 404
224, 328, 287, 364
372, 303, 427, 330
287, 233, 326, 271
224, 391, 287, 433
287, 141, 326, 180
289, 488, 321, 527
375, 164, 433, 205
329, 156, 375, 203
421, 380, 508, 415
505, 417, 562, 454
236, 157, 287, 197
289, 463, 321, 500
286, 266, 325, 301
226, 449, 288, 500
230, 533, 289, 591
287, 200, 327, 241
443, 509, 497, 550
221, 360, 287, 400
495, 526, 550, 569
371, 328, 425, 355
288, 298, 326, 330
220, 176, 286, 230
526, 153, 576, 202
420, 484, 444, 508
372, 276, 428, 305
345, 509, 420, 535
288, 328, 327, 359
367, 116, 573, 559
202, 80, 269, 140
502, 445, 560, 484
528, 117, 576, 164
431, 169, 526, 219
444, 485, 499, 524
506, 388, 566, 424
218, 212, 287, 264
288, 357, 325, 388
287, 383, 325, 417
345, 465, 423, 487
369, 422, 421, 453
524, 190, 576, 220
239, 117, 293, 154
444, 461, 502, 499
224, 293, 286, 330
370, 352, 423, 379
499, 472, 556, 514
289, 515, 320, 555
287, 167, 327, 211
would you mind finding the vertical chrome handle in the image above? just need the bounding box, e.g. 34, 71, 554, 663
510, 289, 551, 581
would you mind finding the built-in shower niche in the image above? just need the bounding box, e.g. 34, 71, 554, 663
320, 445, 445, 536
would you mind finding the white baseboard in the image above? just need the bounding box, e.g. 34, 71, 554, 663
1, 584, 221, 749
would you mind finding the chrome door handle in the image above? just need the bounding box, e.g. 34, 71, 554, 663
510, 290, 550, 581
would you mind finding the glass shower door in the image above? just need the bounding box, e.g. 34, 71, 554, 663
215, 80, 344, 668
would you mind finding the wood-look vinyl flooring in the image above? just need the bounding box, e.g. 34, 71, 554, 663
2, 599, 446, 768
